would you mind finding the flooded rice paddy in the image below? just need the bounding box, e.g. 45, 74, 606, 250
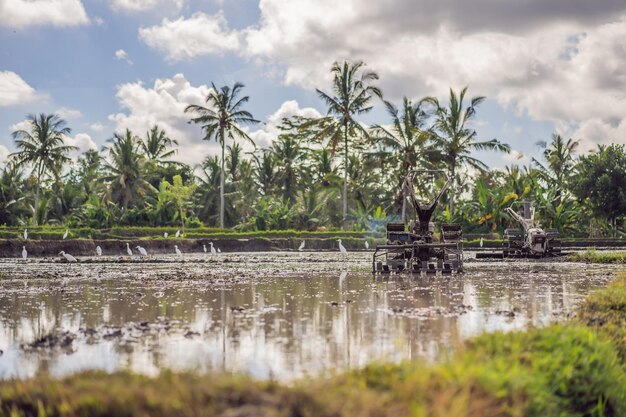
0, 252, 618, 381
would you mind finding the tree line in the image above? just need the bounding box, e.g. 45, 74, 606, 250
2, 61, 625, 237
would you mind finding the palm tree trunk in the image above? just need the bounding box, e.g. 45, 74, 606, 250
401, 185, 406, 223
33, 164, 43, 226
180, 206, 185, 235
343, 122, 348, 230
220, 128, 225, 229
449, 165, 456, 217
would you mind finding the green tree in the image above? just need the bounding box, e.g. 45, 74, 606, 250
371, 98, 436, 221
533, 134, 579, 204
311, 61, 382, 229
0, 161, 29, 225
423, 87, 510, 215
185, 82, 259, 228
102, 129, 154, 208
571, 144, 626, 236
162, 174, 196, 233
10, 113, 76, 225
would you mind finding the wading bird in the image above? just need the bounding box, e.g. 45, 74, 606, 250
365, 240, 369, 249
126, 243, 133, 256
63, 229, 69, 239
22, 246, 27, 259
23, 228, 28, 240
59, 251, 77, 262
164, 232, 168, 238
217, 248, 221, 253
136, 246, 148, 257
480, 237, 484, 247
96, 246, 102, 256
209, 242, 216, 255
337, 239, 348, 255
175, 245, 182, 258
299, 240, 305, 251
175, 230, 180, 238
203, 244, 207, 253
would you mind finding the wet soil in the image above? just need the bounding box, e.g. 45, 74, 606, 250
0, 252, 618, 381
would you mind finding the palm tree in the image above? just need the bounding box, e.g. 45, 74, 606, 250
311, 61, 382, 229
371, 98, 437, 221
185, 82, 259, 228
423, 87, 510, 215
10, 113, 76, 225
102, 129, 153, 208
140, 125, 178, 165
533, 134, 579, 203
271, 133, 305, 205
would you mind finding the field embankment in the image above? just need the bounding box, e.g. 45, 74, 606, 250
0, 271, 625, 416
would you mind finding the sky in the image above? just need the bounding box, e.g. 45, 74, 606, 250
1, 0, 625, 169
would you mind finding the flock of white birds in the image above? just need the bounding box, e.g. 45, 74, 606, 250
19, 228, 366, 262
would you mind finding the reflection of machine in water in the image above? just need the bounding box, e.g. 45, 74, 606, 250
373, 170, 463, 274
502, 200, 561, 258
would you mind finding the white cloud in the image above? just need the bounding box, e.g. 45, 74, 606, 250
111, 0, 184, 13
138, 11, 241, 62
249, 100, 322, 148
503, 150, 526, 163
240, 1, 626, 150
0, 0, 89, 28
114, 49, 133, 66
94, 16, 104, 26
56, 107, 82, 119
108, 75, 319, 165
64, 132, 97, 157
89, 122, 105, 132
0, 71, 40, 107
108, 73, 215, 165
0, 145, 10, 166
9, 120, 31, 132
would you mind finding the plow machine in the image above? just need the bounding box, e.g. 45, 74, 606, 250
477, 200, 562, 259
373, 170, 464, 274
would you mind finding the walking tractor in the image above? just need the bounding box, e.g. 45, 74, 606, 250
501, 200, 561, 258
373, 170, 464, 274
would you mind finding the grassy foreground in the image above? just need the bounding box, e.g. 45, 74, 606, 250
1, 276, 625, 417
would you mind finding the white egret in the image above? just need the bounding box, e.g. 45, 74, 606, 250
203, 244, 207, 253
22, 246, 27, 260
298, 240, 305, 251
175, 230, 180, 238
126, 243, 133, 256
480, 237, 484, 248
59, 251, 77, 263
136, 246, 148, 257
217, 248, 221, 253
23, 228, 28, 240
175, 245, 182, 258
63, 229, 69, 239
209, 242, 216, 255
164, 232, 168, 238
365, 240, 369, 249
337, 239, 348, 255
96, 246, 102, 256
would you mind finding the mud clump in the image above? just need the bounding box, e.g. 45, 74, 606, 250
23, 330, 76, 350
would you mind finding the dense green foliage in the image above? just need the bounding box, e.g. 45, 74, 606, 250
571, 144, 626, 234
2, 62, 625, 236
1, 273, 625, 417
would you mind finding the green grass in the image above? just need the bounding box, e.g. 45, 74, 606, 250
569, 249, 626, 264
1, 272, 626, 416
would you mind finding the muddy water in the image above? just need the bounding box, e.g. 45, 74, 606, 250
0, 252, 617, 381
